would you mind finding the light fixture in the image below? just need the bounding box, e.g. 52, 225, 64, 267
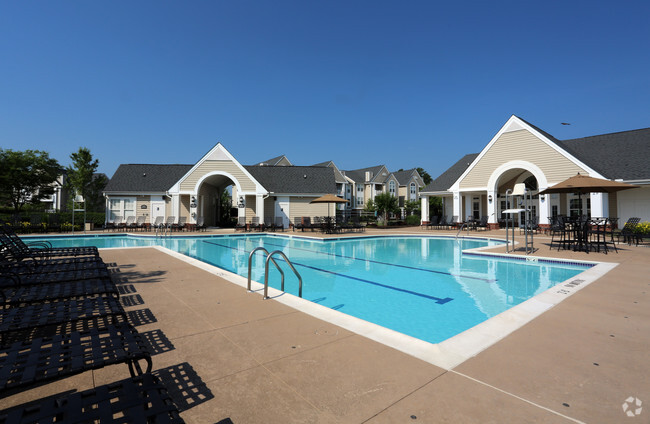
488, 194, 493, 203
540, 194, 545, 202
511, 183, 526, 196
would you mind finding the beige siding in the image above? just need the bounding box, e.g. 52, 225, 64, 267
608, 192, 618, 220
180, 160, 257, 192
460, 130, 587, 189
289, 197, 328, 222
180, 195, 190, 219
136, 196, 150, 222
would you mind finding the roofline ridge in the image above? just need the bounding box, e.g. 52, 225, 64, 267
563, 126, 650, 141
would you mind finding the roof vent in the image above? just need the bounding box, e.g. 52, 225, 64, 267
143, 173, 147, 177
303, 174, 307, 179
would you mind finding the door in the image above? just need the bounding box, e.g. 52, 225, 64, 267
275, 197, 290, 228
150, 200, 165, 224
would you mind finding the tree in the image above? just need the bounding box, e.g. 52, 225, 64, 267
66, 148, 106, 212
363, 198, 376, 214
374, 192, 399, 223
429, 196, 443, 217
404, 200, 420, 216
218, 188, 233, 225
416, 167, 432, 186
0, 149, 61, 213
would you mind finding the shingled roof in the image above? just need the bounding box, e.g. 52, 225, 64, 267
422, 154, 479, 193
244, 165, 336, 194
392, 169, 420, 186
104, 164, 193, 193
557, 128, 650, 180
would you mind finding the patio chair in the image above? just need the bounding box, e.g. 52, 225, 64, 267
119, 216, 134, 231
426, 216, 439, 230
134, 215, 147, 231
150, 216, 164, 232
613, 217, 640, 245
109, 216, 123, 232
476, 215, 490, 231
173, 216, 187, 232
164, 216, 176, 231
235, 217, 247, 232
293, 217, 304, 232
250, 216, 262, 231
195, 216, 206, 232
124, 216, 137, 231
264, 217, 275, 232
274, 217, 285, 231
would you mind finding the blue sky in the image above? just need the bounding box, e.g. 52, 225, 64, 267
2, 1, 649, 180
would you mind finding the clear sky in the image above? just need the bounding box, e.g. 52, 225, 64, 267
2, 1, 649, 180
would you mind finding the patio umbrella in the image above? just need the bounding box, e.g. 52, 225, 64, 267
538, 173, 639, 215
310, 194, 348, 218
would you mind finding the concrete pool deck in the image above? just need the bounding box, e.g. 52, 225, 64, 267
3, 227, 649, 423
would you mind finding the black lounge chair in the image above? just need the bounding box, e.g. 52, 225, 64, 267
235, 217, 248, 232
274, 217, 285, 231
1, 225, 99, 258
195, 216, 207, 231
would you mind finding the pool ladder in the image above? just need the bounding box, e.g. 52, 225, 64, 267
247, 247, 303, 299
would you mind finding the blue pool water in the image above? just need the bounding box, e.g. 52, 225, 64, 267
28, 234, 591, 343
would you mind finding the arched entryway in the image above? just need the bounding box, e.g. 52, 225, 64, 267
487, 160, 549, 227
194, 172, 242, 227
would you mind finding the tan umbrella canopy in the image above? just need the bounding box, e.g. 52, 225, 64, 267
538, 173, 640, 195
539, 173, 639, 216
310, 194, 348, 218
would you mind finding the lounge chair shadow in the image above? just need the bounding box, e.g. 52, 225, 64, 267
153, 362, 214, 413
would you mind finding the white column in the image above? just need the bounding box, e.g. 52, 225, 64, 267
256, 194, 265, 221
464, 195, 472, 221
452, 192, 462, 223
171, 194, 180, 224
487, 190, 497, 224
237, 195, 246, 219
539, 190, 550, 225
420, 195, 429, 224
590, 192, 608, 218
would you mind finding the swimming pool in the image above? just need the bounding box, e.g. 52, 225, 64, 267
26, 234, 591, 344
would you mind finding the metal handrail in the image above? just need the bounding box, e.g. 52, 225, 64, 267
264, 250, 303, 299
247, 247, 284, 291
455, 222, 468, 238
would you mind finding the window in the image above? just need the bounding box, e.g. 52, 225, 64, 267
472, 197, 480, 220
357, 186, 363, 192
108, 197, 137, 222
551, 205, 558, 218
410, 183, 417, 201
357, 197, 364, 206
389, 181, 396, 195
569, 196, 590, 217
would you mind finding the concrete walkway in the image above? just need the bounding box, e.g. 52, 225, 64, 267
3, 228, 649, 423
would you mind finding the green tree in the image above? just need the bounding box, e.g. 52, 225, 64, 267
218, 188, 233, 225
404, 200, 420, 216
66, 148, 106, 212
363, 198, 376, 213
0, 149, 61, 213
374, 192, 399, 223
416, 167, 432, 186
429, 196, 443, 217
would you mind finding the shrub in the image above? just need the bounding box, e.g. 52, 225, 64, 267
405, 215, 421, 226
634, 222, 650, 235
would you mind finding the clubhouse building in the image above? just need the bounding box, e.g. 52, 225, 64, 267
103, 115, 650, 228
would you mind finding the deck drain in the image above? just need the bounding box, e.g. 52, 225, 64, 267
410, 415, 417, 420
562, 403, 570, 407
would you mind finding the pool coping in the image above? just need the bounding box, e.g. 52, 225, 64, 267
99, 233, 617, 370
